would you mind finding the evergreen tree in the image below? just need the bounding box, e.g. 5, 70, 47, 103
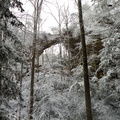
0, 0, 24, 119
91, 0, 120, 119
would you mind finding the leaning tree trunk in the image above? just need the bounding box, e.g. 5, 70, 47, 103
78, 0, 93, 120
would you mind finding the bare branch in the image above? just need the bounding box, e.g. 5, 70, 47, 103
28, 0, 35, 8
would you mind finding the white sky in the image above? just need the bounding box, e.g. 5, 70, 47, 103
19, 0, 91, 33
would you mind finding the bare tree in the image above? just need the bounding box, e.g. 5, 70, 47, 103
47, 1, 65, 80
28, 0, 44, 119
78, 0, 93, 120
62, 4, 71, 72
48, 1, 64, 57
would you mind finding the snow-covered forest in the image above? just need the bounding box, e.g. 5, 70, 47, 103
0, 0, 120, 120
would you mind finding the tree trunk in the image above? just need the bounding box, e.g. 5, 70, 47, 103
19, 62, 23, 120
29, 0, 44, 119
66, 22, 71, 73
0, 30, 3, 93
0, 65, 1, 93
78, 0, 93, 120
29, 16, 37, 120
36, 50, 40, 67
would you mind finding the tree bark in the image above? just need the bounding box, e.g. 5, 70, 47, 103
19, 62, 23, 120
66, 23, 71, 73
29, 11, 37, 119
0, 65, 1, 93
78, 0, 93, 120
29, 0, 44, 119
36, 50, 40, 67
